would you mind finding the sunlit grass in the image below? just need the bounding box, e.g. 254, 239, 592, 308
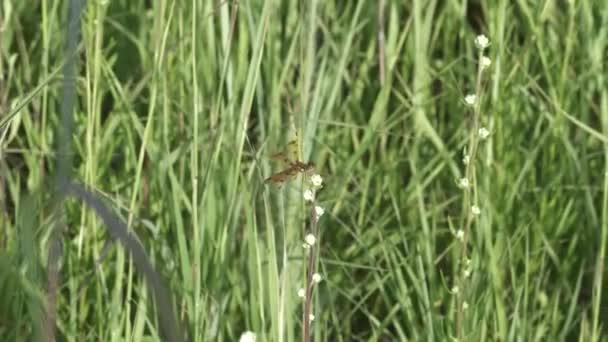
1, 0, 607, 341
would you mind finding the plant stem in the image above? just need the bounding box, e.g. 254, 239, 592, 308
302, 202, 320, 341
456, 49, 486, 340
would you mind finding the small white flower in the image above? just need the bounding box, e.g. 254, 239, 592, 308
464, 94, 477, 106
474, 34, 489, 49
463, 302, 469, 310
471, 205, 481, 216
480, 56, 491, 69
312, 273, 322, 283
451, 286, 459, 294
309, 314, 315, 321
239, 331, 257, 342
463, 268, 472, 278
457, 178, 470, 189
305, 234, 316, 246
462, 147, 469, 164
455, 229, 464, 241
310, 174, 323, 187
314, 205, 325, 218
303, 189, 315, 202
297, 288, 306, 298
478, 127, 490, 139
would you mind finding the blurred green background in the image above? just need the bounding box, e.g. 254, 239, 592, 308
1, 0, 607, 341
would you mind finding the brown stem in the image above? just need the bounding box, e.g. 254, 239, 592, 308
302, 202, 320, 341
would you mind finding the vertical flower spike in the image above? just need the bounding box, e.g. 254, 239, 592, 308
452, 33, 491, 341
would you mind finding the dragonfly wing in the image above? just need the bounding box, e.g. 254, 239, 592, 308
269, 151, 291, 165
286, 139, 299, 163
264, 165, 299, 185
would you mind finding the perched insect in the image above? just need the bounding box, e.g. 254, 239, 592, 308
264, 138, 315, 185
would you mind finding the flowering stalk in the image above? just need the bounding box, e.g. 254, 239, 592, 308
301, 175, 324, 341
302, 207, 319, 341
455, 34, 491, 339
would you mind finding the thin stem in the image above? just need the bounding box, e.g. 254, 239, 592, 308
302, 202, 320, 341
456, 49, 486, 340
377, 0, 386, 85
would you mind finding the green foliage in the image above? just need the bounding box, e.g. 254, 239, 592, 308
1, 0, 607, 340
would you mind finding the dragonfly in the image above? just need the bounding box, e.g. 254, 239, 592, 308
264, 137, 315, 185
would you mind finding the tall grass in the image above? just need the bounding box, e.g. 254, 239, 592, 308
1, 0, 607, 341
